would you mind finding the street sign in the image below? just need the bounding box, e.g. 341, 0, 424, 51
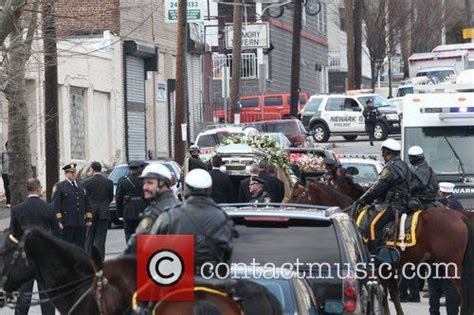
463, 28, 474, 39
225, 23, 270, 49
165, 0, 204, 23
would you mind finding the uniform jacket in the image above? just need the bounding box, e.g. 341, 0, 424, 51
358, 156, 411, 208
115, 174, 147, 221
409, 160, 439, 203
51, 180, 92, 227
209, 169, 234, 204
10, 196, 60, 238
189, 156, 209, 171
151, 195, 234, 269
362, 107, 380, 124
124, 190, 181, 255
440, 195, 464, 210
83, 173, 114, 220
238, 177, 252, 203
249, 190, 271, 204
259, 171, 285, 202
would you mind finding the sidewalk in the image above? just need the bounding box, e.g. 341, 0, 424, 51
0, 200, 11, 231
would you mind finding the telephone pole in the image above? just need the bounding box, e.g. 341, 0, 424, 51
174, 0, 187, 164
354, 0, 362, 88
289, 0, 303, 117
230, 2, 243, 124
345, 0, 355, 90
43, 0, 59, 201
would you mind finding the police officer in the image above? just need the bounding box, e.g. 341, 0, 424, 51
354, 139, 411, 252
248, 176, 271, 204
188, 145, 209, 171
438, 182, 464, 210
52, 163, 92, 248
115, 160, 147, 242
150, 168, 234, 276
408, 146, 439, 209
124, 163, 180, 255
209, 155, 234, 204
362, 99, 380, 146
323, 158, 338, 186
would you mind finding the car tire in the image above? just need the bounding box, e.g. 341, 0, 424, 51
311, 123, 330, 143
373, 122, 388, 141
343, 135, 358, 141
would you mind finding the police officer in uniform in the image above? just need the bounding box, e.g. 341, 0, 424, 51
52, 163, 92, 248
124, 163, 180, 255
362, 99, 380, 146
407, 146, 439, 210
438, 182, 464, 210
188, 145, 209, 171
150, 169, 234, 276
209, 155, 234, 204
354, 139, 411, 252
248, 176, 271, 204
115, 160, 147, 242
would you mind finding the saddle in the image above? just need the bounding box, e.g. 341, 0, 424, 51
355, 205, 422, 250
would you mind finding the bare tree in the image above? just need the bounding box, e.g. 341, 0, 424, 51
345, 0, 355, 90
364, 0, 387, 88
0, 0, 39, 205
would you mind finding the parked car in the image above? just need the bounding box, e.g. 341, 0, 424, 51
108, 160, 182, 226
246, 119, 310, 147
300, 93, 400, 143
224, 204, 385, 314
339, 155, 384, 188
195, 126, 246, 160
232, 266, 323, 315
213, 91, 310, 123
262, 132, 291, 148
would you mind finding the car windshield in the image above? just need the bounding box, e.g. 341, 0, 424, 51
416, 70, 455, 83
357, 95, 391, 108
397, 86, 413, 97
404, 126, 474, 175
197, 131, 243, 148
108, 165, 128, 184
231, 218, 341, 268
340, 162, 379, 183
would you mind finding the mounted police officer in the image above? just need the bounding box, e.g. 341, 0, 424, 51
408, 146, 439, 210
438, 182, 464, 210
150, 168, 234, 276
354, 139, 411, 252
51, 163, 92, 249
124, 163, 180, 255
188, 145, 209, 171
115, 160, 147, 242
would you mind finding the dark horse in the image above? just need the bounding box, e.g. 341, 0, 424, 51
0, 229, 282, 315
289, 180, 354, 209
330, 173, 366, 201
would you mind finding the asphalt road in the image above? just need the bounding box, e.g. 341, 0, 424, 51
1, 135, 451, 315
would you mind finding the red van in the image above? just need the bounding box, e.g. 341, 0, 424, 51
214, 91, 309, 123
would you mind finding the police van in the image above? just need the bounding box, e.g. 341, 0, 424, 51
300, 91, 401, 142
401, 84, 474, 211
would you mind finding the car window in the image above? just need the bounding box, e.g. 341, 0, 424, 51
196, 134, 217, 147
340, 162, 378, 183
241, 98, 259, 108
264, 96, 283, 107
266, 122, 297, 137
108, 165, 129, 184
303, 97, 323, 112
245, 278, 295, 314
357, 95, 390, 108
344, 98, 360, 111
325, 97, 345, 111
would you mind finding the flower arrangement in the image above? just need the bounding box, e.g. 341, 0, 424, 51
289, 153, 325, 173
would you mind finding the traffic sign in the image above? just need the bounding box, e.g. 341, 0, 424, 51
165, 0, 204, 23
225, 23, 270, 49
463, 28, 474, 39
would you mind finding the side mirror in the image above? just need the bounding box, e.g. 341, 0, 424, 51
324, 300, 345, 314
346, 166, 359, 176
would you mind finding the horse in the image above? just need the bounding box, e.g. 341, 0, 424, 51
289, 179, 354, 209
330, 174, 366, 201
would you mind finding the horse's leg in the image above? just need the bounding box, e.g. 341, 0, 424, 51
382, 284, 391, 315
387, 277, 404, 315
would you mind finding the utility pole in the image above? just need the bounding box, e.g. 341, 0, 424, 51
230, 1, 243, 124
353, 0, 362, 88
43, 0, 59, 201
174, 0, 187, 164
289, 0, 303, 117
345, 0, 355, 90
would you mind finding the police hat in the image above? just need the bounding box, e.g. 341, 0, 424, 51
62, 163, 77, 173
127, 160, 146, 169
250, 176, 267, 185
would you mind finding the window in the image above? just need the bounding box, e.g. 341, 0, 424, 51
343, 98, 360, 111
240, 98, 259, 108
70, 87, 86, 160
212, 53, 258, 79
264, 96, 283, 107
303, 97, 323, 112
325, 97, 345, 111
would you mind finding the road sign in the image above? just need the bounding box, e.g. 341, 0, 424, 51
165, 0, 204, 23
225, 23, 270, 49
463, 28, 474, 39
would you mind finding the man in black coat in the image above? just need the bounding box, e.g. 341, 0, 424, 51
362, 99, 380, 146
238, 164, 260, 203
258, 159, 284, 202
10, 178, 57, 315
188, 145, 210, 171
209, 155, 234, 204
83, 162, 114, 260
51, 163, 92, 249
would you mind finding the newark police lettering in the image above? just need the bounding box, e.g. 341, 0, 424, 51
454, 187, 474, 194
330, 116, 356, 122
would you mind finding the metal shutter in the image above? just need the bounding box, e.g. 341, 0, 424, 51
125, 56, 146, 160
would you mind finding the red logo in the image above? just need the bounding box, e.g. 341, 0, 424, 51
136, 235, 194, 301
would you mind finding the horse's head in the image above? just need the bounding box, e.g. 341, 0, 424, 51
0, 230, 34, 298
289, 183, 307, 203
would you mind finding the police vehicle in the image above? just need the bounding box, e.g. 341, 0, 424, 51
300, 91, 401, 143
401, 85, 474, 211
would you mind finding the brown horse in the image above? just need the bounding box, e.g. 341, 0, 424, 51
330, 174, 366, 201
289, 180, 354, 209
